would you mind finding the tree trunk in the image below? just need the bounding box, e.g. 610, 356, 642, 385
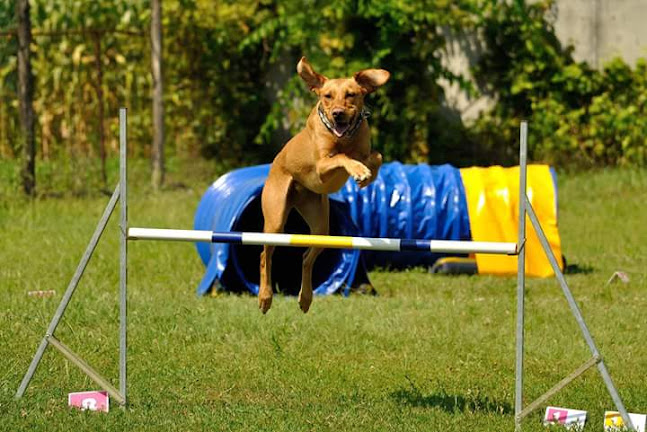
16, 0, 35, 196
93, 32, 107, 187
151, 0, 164, 190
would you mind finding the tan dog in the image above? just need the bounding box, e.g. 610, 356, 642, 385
259, 57, 390, 314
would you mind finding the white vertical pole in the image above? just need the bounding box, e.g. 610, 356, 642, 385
515, 121, 528, 431
119, 108, 128, 404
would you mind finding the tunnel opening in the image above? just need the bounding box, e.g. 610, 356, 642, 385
228, 196, 355, 296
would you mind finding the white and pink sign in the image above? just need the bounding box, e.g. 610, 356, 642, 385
543, 406, 587, 430
68, 390, 109, 413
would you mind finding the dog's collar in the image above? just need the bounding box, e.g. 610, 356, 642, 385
317, 103, 371, 138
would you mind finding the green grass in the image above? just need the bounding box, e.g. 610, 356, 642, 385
1, 165, 646, 431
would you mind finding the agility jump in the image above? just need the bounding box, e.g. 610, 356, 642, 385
15, 109, 636, 431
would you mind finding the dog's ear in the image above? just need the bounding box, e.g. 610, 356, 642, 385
297, 57, 327, 92
354, 69, 390, 94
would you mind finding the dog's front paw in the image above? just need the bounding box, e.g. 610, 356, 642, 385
357, 176, 373, 189
346, 160, 371, 184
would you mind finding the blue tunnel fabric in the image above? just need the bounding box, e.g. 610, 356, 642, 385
194, 163, 471, 296
334, 162, 471, 270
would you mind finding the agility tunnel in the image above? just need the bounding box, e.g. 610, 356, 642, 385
194, 163, 563, 296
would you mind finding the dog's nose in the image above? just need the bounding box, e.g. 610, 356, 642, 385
332, 109, 344, 119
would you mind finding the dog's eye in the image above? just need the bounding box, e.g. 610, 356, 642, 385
346, 92, 356, 98
324, 93, 332, 99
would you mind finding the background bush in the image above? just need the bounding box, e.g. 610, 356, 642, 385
0, 0, 645, 194
472, 0, 647, 167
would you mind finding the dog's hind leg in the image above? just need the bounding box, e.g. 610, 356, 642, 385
294, 191, 329, 313
259, 171, 293, 314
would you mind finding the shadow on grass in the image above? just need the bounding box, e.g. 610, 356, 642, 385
561, 255, 594, 275
390, 378, 513, 416
564, 263, 594, 275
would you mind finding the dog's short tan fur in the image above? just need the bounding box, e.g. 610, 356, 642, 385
258, 57, 389, 314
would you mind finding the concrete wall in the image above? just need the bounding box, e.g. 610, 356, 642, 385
439, 30, 492, 123
554, 0, 647, 68
442, 0, 647, 123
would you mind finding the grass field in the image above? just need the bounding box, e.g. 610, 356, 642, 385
1, 162, 646, 431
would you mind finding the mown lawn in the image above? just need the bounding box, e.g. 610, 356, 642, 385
1, 164, 645, 431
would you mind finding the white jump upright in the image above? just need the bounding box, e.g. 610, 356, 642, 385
15, 109, 635, 431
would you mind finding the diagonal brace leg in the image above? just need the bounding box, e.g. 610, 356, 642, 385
518, 355, 600, 420
525, 197, 635, 431
47, 336, 125, 405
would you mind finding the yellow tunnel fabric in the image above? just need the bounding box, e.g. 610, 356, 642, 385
460, 165, 563, 277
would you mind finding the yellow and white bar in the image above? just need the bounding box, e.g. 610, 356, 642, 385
127, 227, 518, 255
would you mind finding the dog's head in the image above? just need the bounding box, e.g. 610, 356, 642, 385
297, 57, 390, 138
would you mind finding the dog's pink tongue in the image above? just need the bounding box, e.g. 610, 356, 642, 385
333, 124, 349, 137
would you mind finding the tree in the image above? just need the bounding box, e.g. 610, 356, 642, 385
92, 31, 107, 187
16, 0, 35, 196
151, 0, 164, 190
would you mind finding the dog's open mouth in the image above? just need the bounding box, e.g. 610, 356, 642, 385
332, 122, 350, 137
318, 104, 362, 139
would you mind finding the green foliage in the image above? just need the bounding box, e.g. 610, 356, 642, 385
0, 0, 645, 189
472, 0, 647, 167
162, 0, 270, 162
27, 0, 150, 160
1, 0, 272, 165
241, 0, 479, 163
0, 0, 18, 158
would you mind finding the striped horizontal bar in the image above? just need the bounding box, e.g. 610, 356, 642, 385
128, 227, 518, 255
